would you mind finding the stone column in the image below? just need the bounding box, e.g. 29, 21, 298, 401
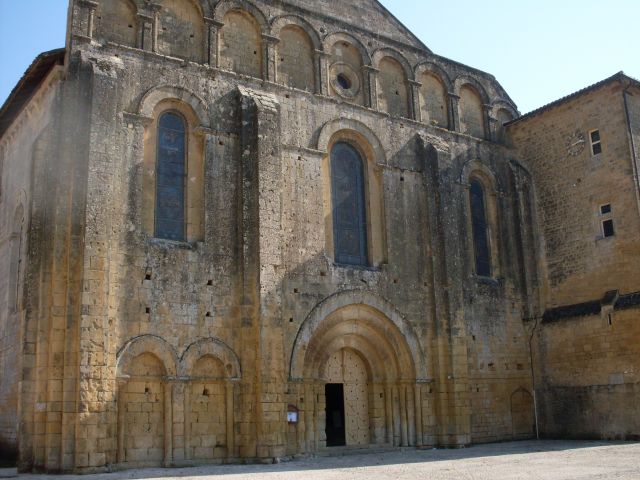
414, 384, 423, 447
79, 0, 98, 39
407, 384, 416, 446
399, 384, 408, 446
116, 378, 128, 464
392, 386, 401, 446
363, 65, 379, 110
163, 379, 175, 467
204, 18, 223, 67
226, 381, 235, 459
149, 3, 162, 54
385, 385, 393, 445
262, 34, 280, 82
183, 381, 191, 461
315, 50, 330, 96
409, 80, 422, 122
448, 93, 460, 132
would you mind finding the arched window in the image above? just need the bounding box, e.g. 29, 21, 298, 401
469, 178, 491, 277
155, 112, 186, 241
331, 142, 368, 266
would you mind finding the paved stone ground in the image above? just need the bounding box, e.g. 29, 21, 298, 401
1, 441, 639, 479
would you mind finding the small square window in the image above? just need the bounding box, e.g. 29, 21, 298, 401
600, 204, 612, 215
590, 129, 602, 156
592, 142, 603, 155
602, 219, 615, 238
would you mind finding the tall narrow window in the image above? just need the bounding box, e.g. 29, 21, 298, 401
155, 112, 186, 241
331, 142, 368, 266
469, 179, 491, 277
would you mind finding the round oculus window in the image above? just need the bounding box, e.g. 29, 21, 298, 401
329, 63, 361, 99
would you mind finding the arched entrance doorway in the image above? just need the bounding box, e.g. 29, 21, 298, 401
290, 292, 427, 451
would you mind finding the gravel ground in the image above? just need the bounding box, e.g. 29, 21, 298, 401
1, 440, 639, 480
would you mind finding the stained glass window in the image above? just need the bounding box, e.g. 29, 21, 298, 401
470, 179, 491, 277
155, 112, 186, 241
331, 142, 368, 266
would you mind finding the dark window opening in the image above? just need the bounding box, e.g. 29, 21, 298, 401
592, 142, 603, 155
600, 204, 612, 215
336, 73, 352, 90
331, 142, 368, 266
469, 179, 492, 277
590, 129, 602, 155
325, 384, 346, 447
602, 219, 615, 238
155, 112, 186, 241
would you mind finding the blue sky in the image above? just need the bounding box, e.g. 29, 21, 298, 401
1, 1, 638, 113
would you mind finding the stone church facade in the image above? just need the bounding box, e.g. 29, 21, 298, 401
0, 0, 637, 473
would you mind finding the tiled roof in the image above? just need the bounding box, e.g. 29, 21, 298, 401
506, 71, 640, 127
0, 48, 65, 139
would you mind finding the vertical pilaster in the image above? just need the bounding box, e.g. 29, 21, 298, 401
364, 66, 379, 110
315, 50, 330, 95
237, 87, 284, 459
204, 18, 223, 67
409, 80, 422, 122
448, 93, 460, 132
483, 104, 494, 141
304, 382, 314, 451
262, 34, 279, 82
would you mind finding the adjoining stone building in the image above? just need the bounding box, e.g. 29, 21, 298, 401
0, 0, 637, 473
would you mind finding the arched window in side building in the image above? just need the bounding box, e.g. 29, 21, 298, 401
331, 142, 368, 266
155, 112, 187, 241
469, 178, 492, 277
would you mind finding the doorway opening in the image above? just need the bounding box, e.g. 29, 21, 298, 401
325, 383, 346, 446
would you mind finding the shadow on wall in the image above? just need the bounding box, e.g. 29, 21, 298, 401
0, 439, 17, 467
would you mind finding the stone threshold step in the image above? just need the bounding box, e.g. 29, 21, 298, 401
315, 445, 414, 457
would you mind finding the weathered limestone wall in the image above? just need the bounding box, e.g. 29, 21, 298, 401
508, 83, 640, 307
508, 79, 640, 441
533, 308, 640, 439
8, 0, 533, 472
0, 69, 62, 461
